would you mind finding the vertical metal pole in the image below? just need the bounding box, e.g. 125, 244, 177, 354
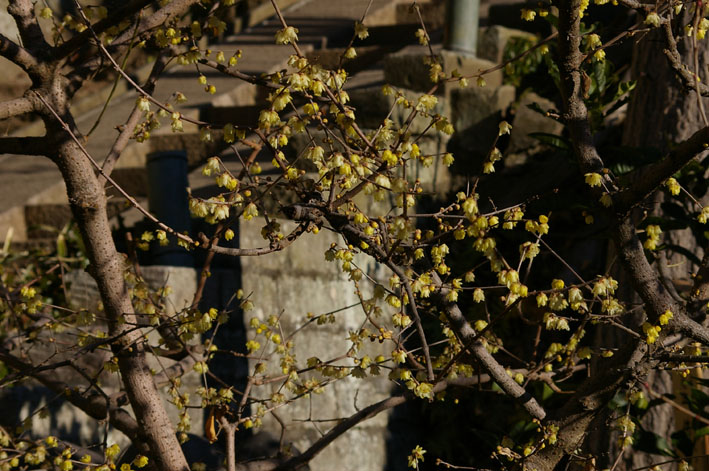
147, 151, 193, 267
444, 0, 479, 56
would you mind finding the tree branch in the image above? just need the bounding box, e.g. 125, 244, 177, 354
661, 22, 709, 97
7, 0, 49, 56
0, 96, 36, 120
0, 347, 141, 442
99, 49, 172, 186
40, 80, 189, 471
433, 272, 547, 420
198, 223, 308, 257
0, 32, 39, 73
616, 125, 709, 211
52, 0, 153, 61
523, 341, 648, 471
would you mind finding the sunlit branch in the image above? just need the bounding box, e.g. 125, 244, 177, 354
0, 32, 39, 74
432, 272, 547, 420
0, 347, 141, 441
7, 0, 48, 57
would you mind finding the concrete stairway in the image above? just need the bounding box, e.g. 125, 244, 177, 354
0, 0, 437, 247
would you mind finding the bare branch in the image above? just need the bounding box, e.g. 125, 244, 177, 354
0, 95, 36, 120
0, 347, 141, 442
199, 223, 308, 257
617, 125, 709, 211
557, 0, 605, 175
661, 22, 709, 97
199, 58, 279, 90
7, 0, 49, 56
99, 49, 173, 186
0, 32, 39, 73
432, 273, 547, 420
52, 0, 153, 61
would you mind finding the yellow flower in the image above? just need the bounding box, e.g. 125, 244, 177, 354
659, 309, 673, 325
586, 33, 602, 49
473, 288, 485, 303
275, 26, 298, 44
354, 21, 369, 40
666, 177, 680, 196
498, 121, 512, 135
521, 9, 536, 21
584, 172, 602, 187
408, 446, 426, 468
243, 203, 259, 221
644, 12, 661, 28
699, 206, 709, 224
415, 28, 428, 45
600, 193, 612, 207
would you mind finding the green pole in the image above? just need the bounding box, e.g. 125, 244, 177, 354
444, 0, 479, 56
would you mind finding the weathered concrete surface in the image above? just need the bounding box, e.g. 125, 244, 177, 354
477, 25, 536, 64
383, 44, 503, 94
240, 219, 395, 471
447, 84, 515, 173
506, 91, 563, 166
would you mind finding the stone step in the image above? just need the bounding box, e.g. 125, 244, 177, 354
0, 0, 445, 244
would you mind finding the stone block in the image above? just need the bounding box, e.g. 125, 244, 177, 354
239, 216, 396, 471
449, 85, 516, 132
383, 44, 502, 94
477, 25, 537, 65
0, 207, 27, 243
447, 85, 516, 173
24, 204, 73, 239
395, 1, 445, 29
507, 91, 563, 165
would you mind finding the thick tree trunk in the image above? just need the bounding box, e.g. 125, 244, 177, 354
42, 85, 190, 471
589, 12, 709, 469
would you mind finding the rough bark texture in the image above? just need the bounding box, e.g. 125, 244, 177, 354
45, 107, 190, 471
600, 13, 709, 469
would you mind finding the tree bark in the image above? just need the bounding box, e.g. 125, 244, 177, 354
41, 81, 190, 471
588, 11, 709, 469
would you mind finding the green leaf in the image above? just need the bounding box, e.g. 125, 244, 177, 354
56, 233, 67, 259
528, 132, 570, 150
608, 390, 628, 410
634, 430, 677, 457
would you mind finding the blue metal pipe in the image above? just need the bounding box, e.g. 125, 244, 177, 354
444, 0, 479, 56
